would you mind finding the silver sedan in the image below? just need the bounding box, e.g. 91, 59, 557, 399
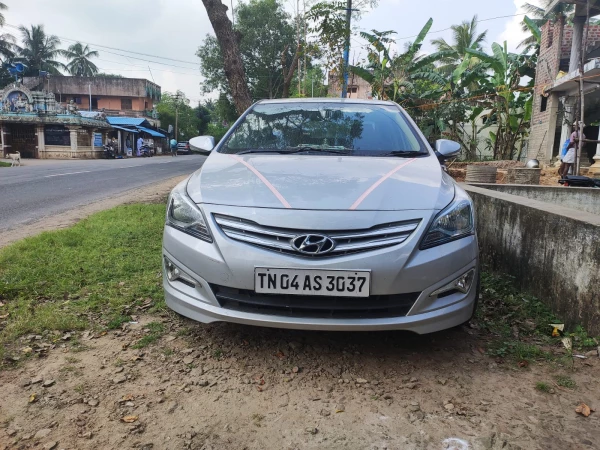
162, 98, 478, 334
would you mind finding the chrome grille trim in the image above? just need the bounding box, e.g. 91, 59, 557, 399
214, 214, 420, 257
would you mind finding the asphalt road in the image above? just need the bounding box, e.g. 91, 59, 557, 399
0, 154, 206, 231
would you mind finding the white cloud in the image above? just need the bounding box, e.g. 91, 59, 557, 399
498, 0, 544, 52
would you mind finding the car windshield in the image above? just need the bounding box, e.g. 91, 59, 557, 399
219, 102, 428, 156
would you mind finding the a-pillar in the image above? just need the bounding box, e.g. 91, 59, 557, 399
36, 125, 45, 159
69, 126, 79, 158
569, 15, 586, 72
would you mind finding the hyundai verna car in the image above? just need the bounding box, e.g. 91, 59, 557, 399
162, 99, 478, 334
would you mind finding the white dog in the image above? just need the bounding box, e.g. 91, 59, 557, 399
6, 151, 21, 167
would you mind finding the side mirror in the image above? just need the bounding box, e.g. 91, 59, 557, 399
435, 139, 461, 158
189, 135, 215, 152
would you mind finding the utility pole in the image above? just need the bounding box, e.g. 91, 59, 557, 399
576, 0, 591, 176
341, 0, 352, 98
297, 0, 302, 96
175, 92, 181, 143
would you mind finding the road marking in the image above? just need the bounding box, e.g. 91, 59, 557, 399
44, 171, 92, 178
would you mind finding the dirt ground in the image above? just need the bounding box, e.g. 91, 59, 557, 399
0, 315, 599, 450
1, 169, 599, 450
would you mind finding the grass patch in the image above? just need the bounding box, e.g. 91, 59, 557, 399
107, 315, 132, 330
555, 375, 576, 389
0, 204, 167, 365
476, 272, 596, 361
132, 322, 165, 349
0, 161, 12, 168
535, 381, 552, 393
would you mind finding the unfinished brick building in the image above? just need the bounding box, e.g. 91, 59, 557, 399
528, 0, 600, 175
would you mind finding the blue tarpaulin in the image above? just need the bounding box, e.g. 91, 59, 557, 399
136, 126, 165, 138
106, 117, 147, 126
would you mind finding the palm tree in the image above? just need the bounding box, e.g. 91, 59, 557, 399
519, 1, 574, 50
17, 24, 64, 75
64, 42, 99, 76
350, 19, 451, 102
431, 15, 487, 74
0, 3, 15, 63
0, 2, 7, 27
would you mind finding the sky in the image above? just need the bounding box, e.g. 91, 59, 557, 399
4, 0, 541, 105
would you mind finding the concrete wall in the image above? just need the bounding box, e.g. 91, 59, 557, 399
41, 145, 102, 159
472, 184, 600, 215
463, 184, 600, 333
25, 76, 161, 99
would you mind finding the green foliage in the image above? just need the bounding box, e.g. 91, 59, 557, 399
132, 322, 165, 349
156, 91, 202, 141
555, 375, 576, 389
16, 24, 64, 75
63, 42, 99, 77
197, 0, 302, 100
0, 204, 167, 363
535, 381, 552, 393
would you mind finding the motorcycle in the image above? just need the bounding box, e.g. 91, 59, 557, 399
140, 145, 153, 157
558, 175, 600, 187
103, 144, 116, 159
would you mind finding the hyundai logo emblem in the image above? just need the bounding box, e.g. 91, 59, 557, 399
291, 234, 335, 255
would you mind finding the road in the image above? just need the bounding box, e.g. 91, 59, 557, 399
0, 155, 206, 231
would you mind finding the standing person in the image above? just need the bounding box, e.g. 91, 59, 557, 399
137, 135, 143, 157
170, 138, 178, 157
125, 135, 132, 158
559, 123, 585, 178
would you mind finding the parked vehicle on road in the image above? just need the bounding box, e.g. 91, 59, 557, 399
162, 99, 479, 334
140, 145, 153, 157
103, 144, 116, 159
177, 142, 190, 155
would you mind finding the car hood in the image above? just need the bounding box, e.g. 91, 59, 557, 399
187, 152, 455, 211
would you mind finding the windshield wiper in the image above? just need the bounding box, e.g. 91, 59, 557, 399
285, 146, 351, 154
235, 149, 290, 155
382, 151, 427, 157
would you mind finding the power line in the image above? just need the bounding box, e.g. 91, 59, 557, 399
4, 23, 200, 66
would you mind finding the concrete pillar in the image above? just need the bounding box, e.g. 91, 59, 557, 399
569, 16, 586, 72
69, 126, 78, 157
36, 125, 45, 159
542, 92, 560, 163
90, 128, 96, 157
0, 124, 4, 157
588, 141, 600, 175
555, 97, 577, 166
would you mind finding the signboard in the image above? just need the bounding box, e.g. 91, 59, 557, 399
94, 133, 103, 147
44, 125, 70, 146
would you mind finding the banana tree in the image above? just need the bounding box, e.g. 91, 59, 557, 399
349, 19, 451, 103
464, 41, 536, 160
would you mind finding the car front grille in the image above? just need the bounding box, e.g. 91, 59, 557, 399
210, 284, 419, 319
213, 214, 420, 257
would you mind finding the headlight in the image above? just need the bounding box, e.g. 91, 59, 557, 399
166, 183, 212, 242
420, 190, 474, 249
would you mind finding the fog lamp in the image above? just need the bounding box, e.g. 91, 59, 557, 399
164, 257, 196, 287
430, 269, 475, 297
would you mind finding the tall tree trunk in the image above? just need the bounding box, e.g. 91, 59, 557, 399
201, 0, 252, 114
281, 43, 302, 98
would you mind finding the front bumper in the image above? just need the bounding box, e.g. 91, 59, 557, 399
162, 206, 479, 333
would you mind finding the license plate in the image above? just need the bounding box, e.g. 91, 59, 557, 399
254, 268, 371, 297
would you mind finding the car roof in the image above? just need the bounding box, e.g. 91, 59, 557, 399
255, 97, 398, 107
